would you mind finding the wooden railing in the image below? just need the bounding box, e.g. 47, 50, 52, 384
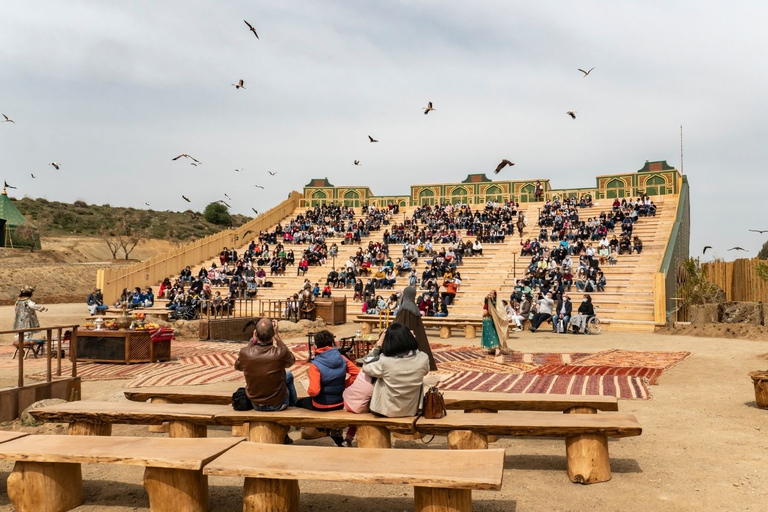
2, 325, 80, 389
199, 299, 258, 320
97, 191, 303, 304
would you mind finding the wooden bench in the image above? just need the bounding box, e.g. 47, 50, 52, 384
12, 339, 46, 359
416, 411, 642, 484
204, 442, 504, 512
355, 314, 485, 339
215, 408, 416, 448
28, 400, 230, 438
0, 434, 242, 512
0, 431, 28, 444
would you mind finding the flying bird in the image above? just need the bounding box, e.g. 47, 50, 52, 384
190, 162, 200, 166
243, 20, 259, 39
2, 114, 14, 123
749, 229, 768, 234
172, 154, 200, 163
578, 67, 595, 77
232, 79, 245, 89
566, 111, 577, 119
4, 180, 16, 189
494, 159, 515, 174
423, 101, 435, 115
234, 169, 242, 172
703, 246, 712, 254
182, 195, 191, 203
49, 162, 60, 169
251, 208, 259, 215
144, 202, 150, 206
268, 171, 277, 176
224, 193, 232, 200
728, 247, 747, 251
368, 135, 378, 143
354, 160, 360, 166
30, 173, 36, 179
254, 185, 264, 189
218, 200, 231, 208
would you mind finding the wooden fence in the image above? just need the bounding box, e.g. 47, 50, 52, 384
97, 191, 303, 304
702, 258, 768, 303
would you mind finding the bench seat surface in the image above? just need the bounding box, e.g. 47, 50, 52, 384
204, 443, 504, 490
443, 391, 619, 412
0, 431, 28, 444
125, 388, 233, 405
215, 408, 417, 431
0, 435, 243, 470
416, 411, 642, 438
29, 400, 231, 425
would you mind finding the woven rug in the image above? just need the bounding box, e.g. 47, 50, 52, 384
432, 348, 489, 364
502, 352, 595, 366
438, 371, 651, 399
439, 359, 534, 374
573, 349, 691, 369
525, 364, 666, 385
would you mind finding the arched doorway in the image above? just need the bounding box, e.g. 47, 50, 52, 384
451, 187, 468, 205
485, 185, 503, 203
519, 184, 536, 203
605, 179, 626, 199
644, 175, 667, 196
343, 190, 360, 208
418, 188, 435, 206
310, 190, 327, 207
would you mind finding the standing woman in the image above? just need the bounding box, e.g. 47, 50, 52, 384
14, 285, 47, 337
393, 286, 437, 371
482, 290, 508, 354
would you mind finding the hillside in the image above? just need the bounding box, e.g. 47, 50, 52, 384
10, 196, 250, 241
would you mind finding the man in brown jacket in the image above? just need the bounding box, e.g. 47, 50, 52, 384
234, 318, 296, 412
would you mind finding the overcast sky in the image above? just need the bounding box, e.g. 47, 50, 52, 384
1, 1, 767, 260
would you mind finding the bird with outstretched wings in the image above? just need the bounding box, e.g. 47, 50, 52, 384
251, 208, 259, 215
728, 246, 746, 251
354, 160, 360, 166
2, 114, 14, 123
182, 195, 191, 203
749, 229, 768, 234
578, 67, 595, 77
50, 162, 60, 169
172, 154, 200, 163
232, 79, 245, 89
243, 20, 259, 39
703, 246, 712, 254
368, 135, 378, 143
494, 159, 514, 174
566, 111, 577, 119
4, 180, 16, 189
423, 101, 435, 115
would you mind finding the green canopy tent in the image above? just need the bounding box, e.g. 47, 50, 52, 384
0, 186, 41, 250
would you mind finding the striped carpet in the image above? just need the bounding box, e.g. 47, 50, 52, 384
525, 364, 666, 385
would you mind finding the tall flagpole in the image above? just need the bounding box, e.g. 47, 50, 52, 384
680, 125, 684, 173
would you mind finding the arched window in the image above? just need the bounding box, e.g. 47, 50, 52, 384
418, 188, 435, 206
520, 184, 536, 202
343, 190, 360, 208
485, 185, 503, 204
605, 179, 626, 199
644, 175, 667, 196
311, 190, 327, 207
451, 187, 468, 205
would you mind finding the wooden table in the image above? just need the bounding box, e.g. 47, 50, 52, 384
76, 329, 170, 364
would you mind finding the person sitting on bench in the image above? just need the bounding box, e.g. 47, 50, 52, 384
297, 330, 360, 446
87, 288, 109, 315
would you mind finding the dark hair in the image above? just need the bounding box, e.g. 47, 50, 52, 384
381, 323, 418, 357
314, 330, 335, 348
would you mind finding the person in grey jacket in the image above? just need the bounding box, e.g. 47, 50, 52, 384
362, 323, 430, 417
530, 291, 554, 332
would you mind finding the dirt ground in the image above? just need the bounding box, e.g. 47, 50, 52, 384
0, 237, 178, 303
1, 303, 767, 511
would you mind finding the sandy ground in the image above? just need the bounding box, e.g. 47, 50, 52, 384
1, 304, 767, 511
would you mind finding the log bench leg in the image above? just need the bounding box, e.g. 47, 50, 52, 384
392, 431, 423, 441
168, 420, 207, 438
249, 421, 289, 444
447, 430, 488, 450
243, 477, 300, 512
565, 433, 611, 484
232, 423, 250, 437
68, 420, 112, 436
466, 408, 498, 443
464, 324, 476, 340
414, 486, 471, 512
439, 326, 451, 339
143, 467, 208, 512
149, 397, 171, 433
356, 425, 392, 449
7, 461, 83, 512
360, 322, 372, 335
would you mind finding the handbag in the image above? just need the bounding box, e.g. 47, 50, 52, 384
232, 387, 252, 411
422, 386, 446, 420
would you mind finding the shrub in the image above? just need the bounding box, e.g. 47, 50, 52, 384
203, 202, 231, 226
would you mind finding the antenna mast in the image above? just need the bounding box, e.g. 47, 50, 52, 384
680, 125, 684, 173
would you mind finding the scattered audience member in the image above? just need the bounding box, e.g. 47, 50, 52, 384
87, 288, 109, 315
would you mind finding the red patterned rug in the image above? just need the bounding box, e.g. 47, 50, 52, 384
438, 371, 651, 399
572, 349, 691, 369
525, 364, 666, 385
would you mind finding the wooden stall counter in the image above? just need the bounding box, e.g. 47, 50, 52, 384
76, 329, 171, 364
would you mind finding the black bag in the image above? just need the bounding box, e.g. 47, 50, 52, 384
232, 387, 252, 411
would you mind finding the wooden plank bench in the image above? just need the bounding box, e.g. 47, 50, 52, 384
0, 431, 28, 444
125, 388, 619, 413
416, 411, 642, 484
204, 442, 504, 512
27, 400, 230, 438
355, 314, 486, 339
0, 434, 242, 512
215, 408, 417, 448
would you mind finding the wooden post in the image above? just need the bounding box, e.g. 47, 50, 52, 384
148, 397, 171, 433
7, 461, 83, 512
749, 372, 768, 408
565, 433, 611, 484
243, 477, 300, 512
68, 421, 112, 436
249, 422, 289, 444
439, 326, 451, 339
463, 324, 476, 340
17, 332, 24, 388
392, 432, 423, 441
447, 430, 488, 450
143, 467, 208, 512
466, 408, 498, 443
232, 423, 250, 436
414, 486, 471, 512
356, 425, 392, 449
168, 420, 207, 438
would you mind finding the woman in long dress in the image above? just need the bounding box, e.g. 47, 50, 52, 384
13, 285, 47, 338
481, 290, 508, 354
393, 286, 437, 371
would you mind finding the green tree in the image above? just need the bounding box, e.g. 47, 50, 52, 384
203, 202, 231, 226
676, 257, 722, 306
758, 240, 768, 260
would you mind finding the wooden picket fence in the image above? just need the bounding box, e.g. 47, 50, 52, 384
702, 258, 768, 303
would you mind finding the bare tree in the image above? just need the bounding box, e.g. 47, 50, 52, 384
101, 229, 121, 259
116, 221, 144, 260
